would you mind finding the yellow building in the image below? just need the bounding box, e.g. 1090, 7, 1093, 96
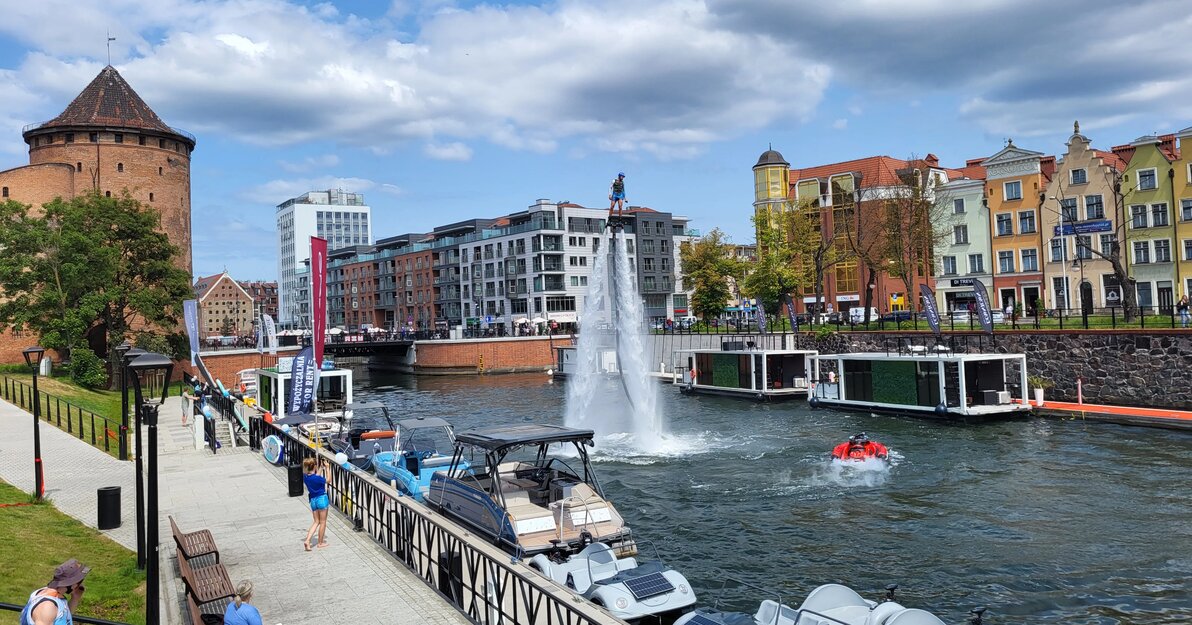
1176, 127, 1192, 297
982, 142, 1051, 313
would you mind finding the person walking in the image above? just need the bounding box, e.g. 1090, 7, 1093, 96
223, 581, 263, 625
1178, 295, 1190, 328
20, 559, 89, 625
607, 172, 626, 224
302, 457, 330, 551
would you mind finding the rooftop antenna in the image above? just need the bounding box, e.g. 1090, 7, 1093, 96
106, 31, 116, 66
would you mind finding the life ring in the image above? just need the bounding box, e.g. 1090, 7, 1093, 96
261, 435, 284, 465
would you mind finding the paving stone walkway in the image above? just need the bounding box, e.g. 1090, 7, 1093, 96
0, 395, 470, 625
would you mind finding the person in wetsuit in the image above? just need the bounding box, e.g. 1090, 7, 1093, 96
607, 172, 626, 225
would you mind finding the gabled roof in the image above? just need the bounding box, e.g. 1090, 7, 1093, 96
35, 66, 176, 135
1112, 133, 1179, 164
1093, 150, 1127, 172
790, 155, 910, 187
981, 143, 1045, 166
194, 272, 253, 303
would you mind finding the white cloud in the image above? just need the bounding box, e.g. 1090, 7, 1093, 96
240, 175, 381, 203
832, 118, 848, 130
423, 141, 473, 161
278, 154, 341, 173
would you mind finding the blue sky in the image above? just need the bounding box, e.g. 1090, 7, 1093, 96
0, 0, 1189, 280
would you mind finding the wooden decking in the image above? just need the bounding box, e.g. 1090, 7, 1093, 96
1034, 399, 1192, 430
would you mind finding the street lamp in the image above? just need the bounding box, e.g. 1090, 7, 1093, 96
127, 352, 174, 625
115, 342, 131, 461
22, 346, 46, 500
122, 346, 147, 569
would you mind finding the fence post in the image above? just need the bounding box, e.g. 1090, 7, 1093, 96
1141, 306, 1146, 328
1111, 306, 1116, 329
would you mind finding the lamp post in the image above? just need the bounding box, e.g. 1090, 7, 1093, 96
22, 346, 46, 500
1049, 195, 1070, 311
123, 346, 147, 569
127, 352, 174, 625
115, 342, 131, 461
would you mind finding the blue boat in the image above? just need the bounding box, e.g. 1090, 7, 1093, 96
373, 416, 467, 501
327, 402, 397, 472
427, 424, 632, 557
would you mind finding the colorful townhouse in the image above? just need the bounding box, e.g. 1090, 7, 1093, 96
932, 160, 991, 313
982, 142, 1054, 314
1119, 134, 1180, 312
1175, 127, 1192, 297
1039, 123, 1126, 311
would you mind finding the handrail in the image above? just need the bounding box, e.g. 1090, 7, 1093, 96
0, 376, 122, 457
0, 601, 133, 625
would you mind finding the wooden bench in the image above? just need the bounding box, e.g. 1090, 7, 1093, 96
170, 515, 220, 563
177, 550, 236, 605
186, 591, 228, 625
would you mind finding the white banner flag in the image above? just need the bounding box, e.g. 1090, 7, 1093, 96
263, 314, 278, 355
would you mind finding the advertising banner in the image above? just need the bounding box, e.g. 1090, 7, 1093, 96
183, 299, 200, 365
919, 284, 941, 335
1054, 220, 1112, 237
757, 299, 768, 334
782, 293, 798, 330
263, 314, 278, 356
287, 345, 318, 415
310, 236, 328, 366
971, 278, 994, 334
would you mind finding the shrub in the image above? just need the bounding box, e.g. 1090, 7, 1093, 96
69, 348, 108, 389
1027, 374, 1054, 390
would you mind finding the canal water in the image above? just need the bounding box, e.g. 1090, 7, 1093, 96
351, 368, 1191, 624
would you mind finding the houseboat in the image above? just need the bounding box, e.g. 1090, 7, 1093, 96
672, 347, 819, 401
253, 364, 353, 422
552, 345, 619, 380
808, 347, 1032, 419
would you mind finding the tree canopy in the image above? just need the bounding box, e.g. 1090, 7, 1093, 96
0, 192, 192, 367
678, 228, 743, 321
747, 203, 848, 314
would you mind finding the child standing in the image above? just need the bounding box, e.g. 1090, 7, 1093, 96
302, 457, 329, 551
607, 172, 626, 224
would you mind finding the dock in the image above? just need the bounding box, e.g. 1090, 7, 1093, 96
1035, 399, 1192, 431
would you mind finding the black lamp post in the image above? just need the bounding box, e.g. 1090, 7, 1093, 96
123, 346, 147, 569
22, 346, 46, 500
115, 342, 131, 461
128, 352, 173, 625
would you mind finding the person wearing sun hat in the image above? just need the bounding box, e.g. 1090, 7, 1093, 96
20, 559, 89, 625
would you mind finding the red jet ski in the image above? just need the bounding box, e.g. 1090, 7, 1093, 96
831, 432, 889, 462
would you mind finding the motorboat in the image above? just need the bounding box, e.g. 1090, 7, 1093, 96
830, 433, 889, 463
326, 402, 397, 471
674, 583, 955, 625
427, 424, 632, 557
528, 540, 696, 621
373, 416, 470, 501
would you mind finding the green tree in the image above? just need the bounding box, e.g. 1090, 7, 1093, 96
748, 201, 848, 321
879, 160, 952, 313
679, 229, 743, 322
0, 192, 192, 381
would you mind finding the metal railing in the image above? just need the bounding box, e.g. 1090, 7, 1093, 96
0, 602, 132, 625
0, 376, 121, 456
245, 416, 614, 625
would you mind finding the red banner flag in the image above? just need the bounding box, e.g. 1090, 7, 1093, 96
311, 236, 328, 365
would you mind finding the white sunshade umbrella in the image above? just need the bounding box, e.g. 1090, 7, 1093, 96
514, 317, 529, 324
328, 327, 344, 335
531, 317, 547, 324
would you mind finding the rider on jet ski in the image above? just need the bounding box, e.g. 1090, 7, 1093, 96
831, 432, 889, 461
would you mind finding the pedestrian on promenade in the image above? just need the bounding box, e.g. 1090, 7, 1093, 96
223, 581, 263, 625
1178, 295, 1189, 328
302, 457, 330, 551
20, 559, 89, 625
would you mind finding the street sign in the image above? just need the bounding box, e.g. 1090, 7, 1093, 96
485, 315, 493, 324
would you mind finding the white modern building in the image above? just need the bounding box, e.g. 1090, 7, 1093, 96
276, 189, 372, 327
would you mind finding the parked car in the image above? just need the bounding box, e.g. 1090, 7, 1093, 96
848, 307, 880, 324
678, 316, 698, 329
881, 310, 914, 323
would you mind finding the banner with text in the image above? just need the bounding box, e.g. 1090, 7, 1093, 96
311, 236, 328, 365
263, 314, 278, 356
919, 284, 941, 335
782, 293, 798, 330
183, 299, 200, 365
757, 299, 768, 334
288, 345, 318, 415
971, 278, 994, 335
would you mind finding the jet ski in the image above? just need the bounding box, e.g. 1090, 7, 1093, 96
830, 432, 889, 463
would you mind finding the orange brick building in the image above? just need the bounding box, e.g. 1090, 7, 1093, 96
0, 65, 195, 362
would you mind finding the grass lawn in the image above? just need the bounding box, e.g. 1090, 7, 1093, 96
0, 480, 145, 624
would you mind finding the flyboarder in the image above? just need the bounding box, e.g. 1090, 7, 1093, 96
607, 172, 626, 227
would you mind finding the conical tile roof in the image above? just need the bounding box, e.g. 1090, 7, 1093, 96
39, 65, 173, 133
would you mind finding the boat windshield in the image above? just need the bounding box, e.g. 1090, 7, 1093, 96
401, 426, 454, 455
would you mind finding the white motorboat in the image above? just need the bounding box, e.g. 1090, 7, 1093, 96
674, 583, 961, 625
529, 541, 696, 621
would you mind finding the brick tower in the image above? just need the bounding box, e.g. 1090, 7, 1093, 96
19, 65, 195, 273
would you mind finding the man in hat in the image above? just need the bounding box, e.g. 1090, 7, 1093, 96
20, 559, 89, 625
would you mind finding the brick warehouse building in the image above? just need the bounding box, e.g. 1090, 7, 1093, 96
0, 65, 194, 361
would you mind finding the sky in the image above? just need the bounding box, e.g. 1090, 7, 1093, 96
0, 0, 1189, 281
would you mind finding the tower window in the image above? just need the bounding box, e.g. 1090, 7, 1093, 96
159, 139, 166, 148
44, 135, 52, 144
117, 163, 124, 173
138, 136, 146, 146
89, 133, 98, 143
76, 162, 82, 172
105, 191, 111, 198
114, 133, 123, 144
65, 133, 75, 143
158, 167, 163, 176
149, 193, 154, 202
2, 187, 8, 198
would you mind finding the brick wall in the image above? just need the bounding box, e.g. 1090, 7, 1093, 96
414, 336, 566, 374
0, 162, 78, 209
182, 347, 302, 387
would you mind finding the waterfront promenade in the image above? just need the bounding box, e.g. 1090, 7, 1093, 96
0, 397, 470, 625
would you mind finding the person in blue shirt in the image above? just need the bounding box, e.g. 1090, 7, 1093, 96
302, 457, 329, 551
223, 581, 262, 625
607, 172, 626, 225
21, 559, 89, 625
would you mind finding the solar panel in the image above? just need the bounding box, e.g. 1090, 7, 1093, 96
685, 614, 723, 625
622, 572, 675, 600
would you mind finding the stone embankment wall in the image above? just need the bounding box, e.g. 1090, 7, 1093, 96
802, 331, 1192, 409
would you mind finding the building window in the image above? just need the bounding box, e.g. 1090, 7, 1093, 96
1070, 168, 1087, 185
1184, 240, 1192, 261
1051, 238, 1066, 262
105, 191, 111, 198
1182, 199, 1192, 221
996, 213, 1013, 236
89, 132, 98, 143
1138, 168, 1157, 191
114, 133, 123, 144
117, 163, 123, 173
953, 225, 969, 244
65, 133, 74, 143
1053, 277, 1069, 309
968, 253, 984, 274
1075, 235, 1092, 259
1100, 234, 1116, 256
1155, 239, 1171, 263
76, 162, 82, 172
1059, 198, 1078, 223
1, 187, 7, 198
1018, 210, 1036, 234
953, 198, 965, 214
1131, 205, 1148, 228
158, 167, 163, 175
149, 192, 154, 202
1085, 195, 1104, 220
1021, 248, 1038, 272
138, 136, 146, 146
942, 256, 957, 275
1151, 203, 1169, 227
998, 250, 1014, 273
1133, 241, 1150, 264
1004, 181, 1022, 201
159, 138, 166, 148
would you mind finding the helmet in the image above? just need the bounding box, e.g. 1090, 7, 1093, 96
854, 432, 869, 444
617, 172, 625, 178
